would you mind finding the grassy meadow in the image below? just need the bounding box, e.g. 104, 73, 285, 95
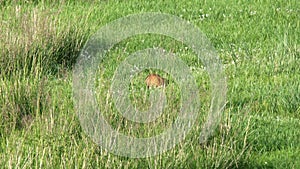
0, 0, 299, 168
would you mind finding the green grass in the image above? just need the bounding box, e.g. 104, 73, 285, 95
1, 0, 299, 168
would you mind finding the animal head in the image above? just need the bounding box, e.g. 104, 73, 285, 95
145, 74, 167, 88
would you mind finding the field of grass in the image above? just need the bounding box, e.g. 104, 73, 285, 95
1, 0, 299, 168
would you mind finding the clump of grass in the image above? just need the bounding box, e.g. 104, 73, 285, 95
0, 2, 86, 77
0, 75, 48, 135
0, 1, 88, 136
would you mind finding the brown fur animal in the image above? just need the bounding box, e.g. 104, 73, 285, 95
145, 74, 167, 88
